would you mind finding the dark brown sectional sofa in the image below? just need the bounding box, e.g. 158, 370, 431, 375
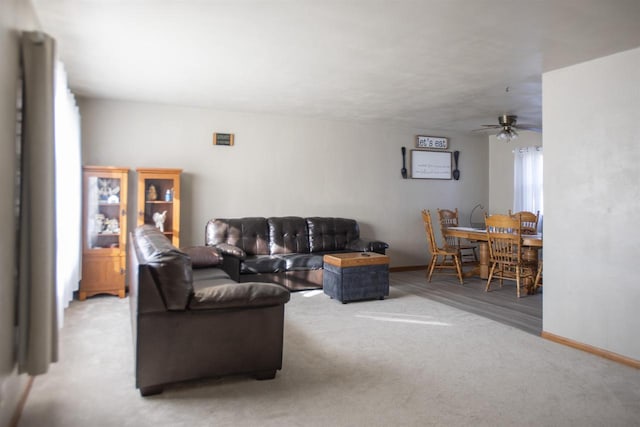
205, 216, 389, 290
128, 225, 290, 396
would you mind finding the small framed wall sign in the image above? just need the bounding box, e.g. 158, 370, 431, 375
213, 133, 234, 146
416, 135, 448, 149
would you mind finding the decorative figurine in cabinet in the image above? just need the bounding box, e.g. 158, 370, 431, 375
136, 168, 182, 247
80, 166, 128, 300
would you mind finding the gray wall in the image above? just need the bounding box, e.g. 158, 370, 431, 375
79, 98, 490, 267
543, 47, 640, 360
0, 0, 39, 424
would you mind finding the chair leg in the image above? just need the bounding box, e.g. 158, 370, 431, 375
427, 255, 437, 282
534, 261, 543, 290
454, 255, 464, 285
486, 263, 496, 292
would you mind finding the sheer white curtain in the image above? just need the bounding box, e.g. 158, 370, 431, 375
54, 61, 81, 327
513, 146, 543, 218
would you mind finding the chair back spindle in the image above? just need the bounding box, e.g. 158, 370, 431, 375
508, 210, 540, 235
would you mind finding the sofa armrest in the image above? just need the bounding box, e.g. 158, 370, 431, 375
189, 282, 290, 310
346, 238, 389, 255
181, 246, 223, 268
211, 243, 244, 282
368, 240, 389, 255
215, 243, 247, 260
220, 256, 241, 282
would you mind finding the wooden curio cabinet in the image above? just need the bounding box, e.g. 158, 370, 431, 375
80, 166, 128, 300
136, 168, 182, 247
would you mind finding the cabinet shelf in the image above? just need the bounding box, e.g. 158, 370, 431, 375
137, 168, 181, 247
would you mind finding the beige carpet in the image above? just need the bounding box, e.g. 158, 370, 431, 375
19, 273, 640, 426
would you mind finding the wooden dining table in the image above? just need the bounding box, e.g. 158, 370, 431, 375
443, 226, 543, 280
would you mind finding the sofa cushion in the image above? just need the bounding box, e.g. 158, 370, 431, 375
268, 216, 310, 255
134, 225, 193, 311
241, 255, 287, 274
181, 246, 222, 268
192, 267, 231, 282
281, 253, 324, 271
189, 282, 290, 310
205, 217, 269, 256
306, 217, 360, 253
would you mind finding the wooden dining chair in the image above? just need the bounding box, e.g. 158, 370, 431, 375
421, 210, 464, 284
508, 210, 540, 235
437, 208, 478, 263
484, 213, 537, 298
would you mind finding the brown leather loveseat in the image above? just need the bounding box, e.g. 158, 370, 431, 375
128, 225, 290, 396
205, 216, 389, 291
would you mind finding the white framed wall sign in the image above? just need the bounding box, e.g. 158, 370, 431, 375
411, 150, 452, 179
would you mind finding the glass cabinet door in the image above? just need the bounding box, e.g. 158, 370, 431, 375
85, 175, 124, 251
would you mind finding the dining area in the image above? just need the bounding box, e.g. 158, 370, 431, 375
421, 208, 543, 299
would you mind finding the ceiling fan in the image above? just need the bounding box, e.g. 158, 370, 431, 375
475, 115, 540, 142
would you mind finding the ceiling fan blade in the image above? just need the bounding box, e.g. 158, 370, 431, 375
514, 124, 542, 132
473, 124, 501, 131
473, 115, 542, 134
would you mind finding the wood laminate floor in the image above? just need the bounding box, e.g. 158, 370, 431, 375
390, 269, 542, 335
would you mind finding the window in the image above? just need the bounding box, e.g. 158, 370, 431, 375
513, 146, 543, 215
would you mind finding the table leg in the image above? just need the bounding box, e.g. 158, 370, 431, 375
522, 247, 539, 294
461, 242, 489, 279
523, 247, 539, 263
478, 242, 489, 279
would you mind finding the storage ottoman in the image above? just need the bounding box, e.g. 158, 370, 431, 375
323, 252, 390, 303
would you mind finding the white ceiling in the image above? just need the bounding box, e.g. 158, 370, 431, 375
31, 0, 640, 133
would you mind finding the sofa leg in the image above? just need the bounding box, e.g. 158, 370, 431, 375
254, 370, 277, 381
140, 385, 164, 396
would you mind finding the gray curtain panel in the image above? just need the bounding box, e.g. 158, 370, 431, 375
17, 31, 58, 375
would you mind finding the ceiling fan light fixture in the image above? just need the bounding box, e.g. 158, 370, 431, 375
496, 129, 509, 140
496, 127, 518, 142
